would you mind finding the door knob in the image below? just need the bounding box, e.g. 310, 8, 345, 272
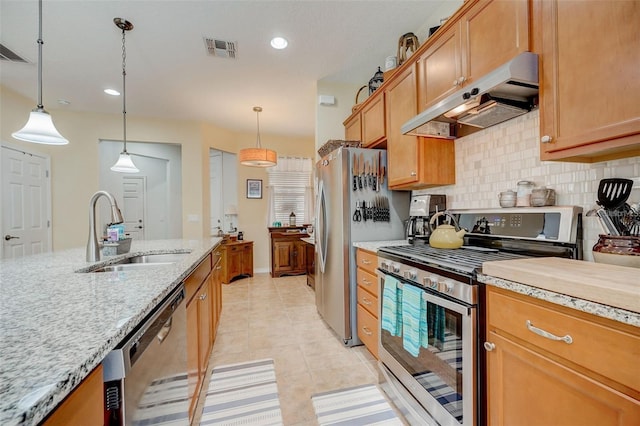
4, 235, 19, 241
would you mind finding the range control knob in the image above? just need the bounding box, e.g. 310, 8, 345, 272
392, 264, 400, 273
424, 276, 438, 289
404, 270, 417, 280
440, 281, 454, 294
380, 262, 389, 271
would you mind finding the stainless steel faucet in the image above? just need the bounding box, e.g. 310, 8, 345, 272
86, 190, 124, 262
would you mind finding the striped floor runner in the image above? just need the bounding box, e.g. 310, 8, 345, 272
311, 384, 404, 425
199, 358, 283, 425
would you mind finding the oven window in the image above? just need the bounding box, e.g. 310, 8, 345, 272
381, 280, 464, 423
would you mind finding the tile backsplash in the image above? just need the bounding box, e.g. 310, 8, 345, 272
414, 109, 640, 261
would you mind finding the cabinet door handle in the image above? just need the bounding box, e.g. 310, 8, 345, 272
526, 320, 572, 344
362, 277, 372, 286
362, 326, 373, 336
540, 135, 553, 143
410, 171, 417, 176
483, 341, 496, 352
199, 293, 207, 301
362, 297, 372, 306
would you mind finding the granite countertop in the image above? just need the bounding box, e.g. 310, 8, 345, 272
0, 238, 222, 426
479, 258, 640, 327
353, 239, 408, 252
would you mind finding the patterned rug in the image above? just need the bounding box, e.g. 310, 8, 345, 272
199, 358, 283, 425
311, 384, 404, 425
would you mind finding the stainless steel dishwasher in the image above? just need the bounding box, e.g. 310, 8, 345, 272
103, 284, 189, 425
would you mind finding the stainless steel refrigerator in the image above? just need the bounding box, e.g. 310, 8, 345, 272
315, 147, 409, 346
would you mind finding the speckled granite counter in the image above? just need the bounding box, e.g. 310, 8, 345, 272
352, 240, 408, 252
0, 238, 221, 426
478, 272, 640, 328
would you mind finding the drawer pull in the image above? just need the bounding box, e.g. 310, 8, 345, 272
361, 259, 372, 265
362, 326, 373, 336
526, 320, 573, 344
362, 297, 372, 306
362, 278, 372, 286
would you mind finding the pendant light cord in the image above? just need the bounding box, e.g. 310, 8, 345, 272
121, 27, 128, 153
254, 106, 263, 148
36, 0, 44, 110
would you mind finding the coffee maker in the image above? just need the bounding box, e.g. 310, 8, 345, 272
405, 194, 446, 243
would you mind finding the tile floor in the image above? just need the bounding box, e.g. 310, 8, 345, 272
192, 273, 385, 425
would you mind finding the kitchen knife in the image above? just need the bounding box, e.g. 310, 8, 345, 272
372, 157, 377, 191
359, 153, 364, 189
377, 152, 382, 191
352, 153, 357, 191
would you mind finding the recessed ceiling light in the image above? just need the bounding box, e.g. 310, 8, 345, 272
104, 88, 120, 96
270, 37, 288, 50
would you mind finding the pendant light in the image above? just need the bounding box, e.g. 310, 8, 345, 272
239, 107, 277, 167
12, 0, 69, 145
110, 18, 139, 173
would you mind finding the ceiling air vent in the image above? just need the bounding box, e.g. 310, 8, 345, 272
203, 37, 237, 59
0, 43, 29, 63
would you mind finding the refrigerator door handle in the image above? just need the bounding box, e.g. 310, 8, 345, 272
316, 179, 328, 273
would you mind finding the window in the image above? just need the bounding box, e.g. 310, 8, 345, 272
266, 157, 313, 226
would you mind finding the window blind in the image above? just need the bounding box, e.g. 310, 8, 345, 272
266, 157, 312, 225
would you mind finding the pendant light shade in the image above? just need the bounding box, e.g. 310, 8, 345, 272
239, 107, 277, 167
110, 18, 139, 173
12, 110, 69, 145
111, 152, 139, 173
12, 0, 69, 145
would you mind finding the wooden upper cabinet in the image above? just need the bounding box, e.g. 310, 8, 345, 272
462, 0, 529, 87
344, 112, 362, 142
361, 93, 386, 147
417, 22, 463, 112
417, 0, 529, 113
386, 66, 455, 190
537, 0, 640, 162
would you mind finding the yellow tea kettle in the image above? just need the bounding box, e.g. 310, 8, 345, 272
429, 211, 466, 249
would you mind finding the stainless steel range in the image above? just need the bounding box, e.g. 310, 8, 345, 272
376, 206, 582, 426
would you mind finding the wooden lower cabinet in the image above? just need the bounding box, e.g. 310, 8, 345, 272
305, 240, 315, 289
219, 240, 253, 284
42, 365, 103, 426
484, 286, 640, 425
185, 248, 223, 421
356, 248, 379, 358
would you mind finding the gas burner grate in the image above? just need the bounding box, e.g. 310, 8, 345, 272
379, 245, 528, 275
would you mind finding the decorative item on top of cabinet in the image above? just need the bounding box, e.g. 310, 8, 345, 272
269, 227, 308, 277
416, 0, 529, 114
385, 65, 455, 190
219, 240, 253, 284
397, 32, 420, 66
484, 286, 640, 425
535, 0, 640, 162
356, 248, 379, 358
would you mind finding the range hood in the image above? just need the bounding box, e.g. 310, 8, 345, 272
402, 52, 539, 137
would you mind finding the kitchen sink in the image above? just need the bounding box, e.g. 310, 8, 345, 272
79, 251, 192, 273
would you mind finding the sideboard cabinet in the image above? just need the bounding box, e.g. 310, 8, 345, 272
269, 227, 308, 277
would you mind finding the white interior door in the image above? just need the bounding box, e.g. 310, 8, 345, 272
122, 176, 146, 240
1, 145, 51, 259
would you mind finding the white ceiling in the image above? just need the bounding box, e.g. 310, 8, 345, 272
1, 0, 459, 137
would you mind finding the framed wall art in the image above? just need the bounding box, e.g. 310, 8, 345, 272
246, 179, 262, 199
